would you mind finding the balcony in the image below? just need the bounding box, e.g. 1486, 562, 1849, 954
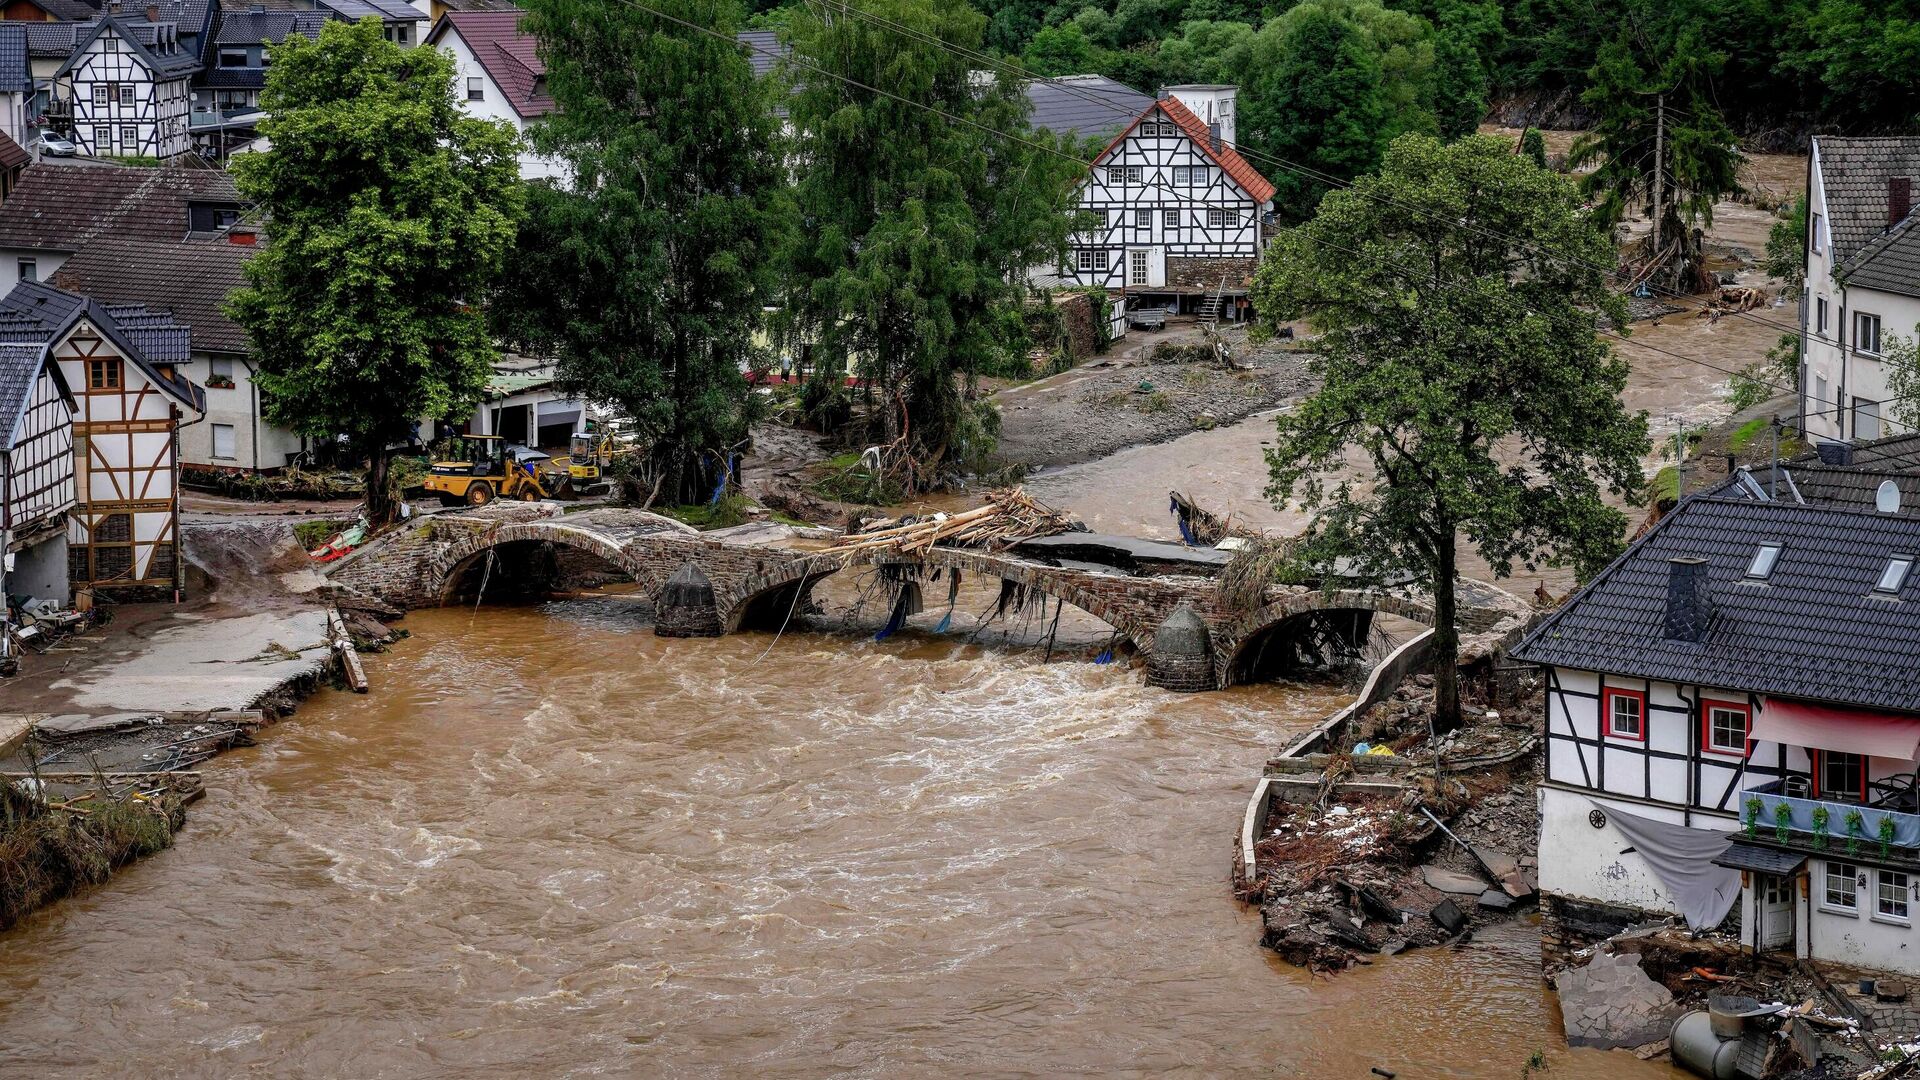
1740, 779, 1920, 862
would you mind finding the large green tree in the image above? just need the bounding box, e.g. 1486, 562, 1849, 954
1252, 134, 1649, 726
228, 18, 522, 524
781, 0, 1082, 483
1567, 25, 1743, 286
1238, 2, 1388, 220
506, 0, 785, 505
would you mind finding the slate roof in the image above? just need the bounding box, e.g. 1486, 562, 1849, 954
1814, 136, 1920, 265
0, 279, 203, 413
14, 0, 105, 21
23, 23, 80, 60
215, 10, 329, 44
55, 18, 201, 79
427, 10, 550, 119
52, 234, 253, 354
0, 166, 240, 251
736, 28, 780, 78
435, 0, 521, 10
0, 335, 68, 450
1792, 431, 1920, 473
1511, 495, 1920, 713
1724, 464, 1920, 517
316, 0, 420, 22
0, 24, 29, 91
1023, 74, 1154, 142
1090, 95, 1276, 204
1839, 207, 1920, 298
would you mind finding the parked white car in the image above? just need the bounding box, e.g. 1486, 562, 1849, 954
29, 133, 75, 158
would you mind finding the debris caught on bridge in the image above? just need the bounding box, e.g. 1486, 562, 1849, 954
831, 488, 1073, 555
1168, 490, 1258, 546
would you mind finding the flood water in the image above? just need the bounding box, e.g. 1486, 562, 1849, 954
0, 595, 1683, 1078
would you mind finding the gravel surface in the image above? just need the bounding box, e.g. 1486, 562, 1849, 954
992, 327, 1317, 470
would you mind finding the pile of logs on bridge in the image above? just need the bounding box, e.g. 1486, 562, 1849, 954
831, 489, 1076, 555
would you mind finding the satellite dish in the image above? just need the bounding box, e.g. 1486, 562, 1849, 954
1879, 479, 1901, 514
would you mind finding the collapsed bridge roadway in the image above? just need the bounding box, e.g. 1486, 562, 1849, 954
323, 505, 1530, 692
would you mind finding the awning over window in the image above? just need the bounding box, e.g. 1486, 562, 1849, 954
1752, 699, 1920, 762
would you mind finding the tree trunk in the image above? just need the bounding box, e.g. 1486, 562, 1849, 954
1431, 529, 1462, 732
364, 445, 396, 526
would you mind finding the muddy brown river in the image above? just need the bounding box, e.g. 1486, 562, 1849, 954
0, 598, 1681, 1078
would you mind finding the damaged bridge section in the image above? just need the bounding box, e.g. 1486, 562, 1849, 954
323, 504, 1531, 692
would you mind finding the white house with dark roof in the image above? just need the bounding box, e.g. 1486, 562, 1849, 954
1025, 82, 1276, 320
427, 9, 560, 181
1512, 475, 1920, 975
55, 16, 200, 159
1802, 136, 1920, 443
0, 307, 75, 612
0, 280, 203, 598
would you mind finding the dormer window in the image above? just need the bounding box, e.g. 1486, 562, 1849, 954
1746, 543, 1783, 580
1876, 555, 1914, 595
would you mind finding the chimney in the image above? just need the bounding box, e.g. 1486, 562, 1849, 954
1892, 177, 1913, 226
1208, 121, 1221, 153
1816, 439, 1855, 466
228, 229, 257, 246
1663, 557, 1713, 643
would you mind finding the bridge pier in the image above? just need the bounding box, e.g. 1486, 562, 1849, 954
1146, 604, 1214, 692
655, 562, 723, 638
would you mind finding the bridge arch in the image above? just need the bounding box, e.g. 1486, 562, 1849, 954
720, 547, 1159, 653
432, 521, 646, 604
1213, 589, 1436, 687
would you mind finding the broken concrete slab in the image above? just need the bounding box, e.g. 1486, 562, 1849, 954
1553, 951, 1679, 1050
1478, 889, 1516, 912
1430, 898, 1467, 934
0, 714, 38, 757
34, 712, 163, 739
1472, 845, 1521, 879
1421, 865, 1488, 895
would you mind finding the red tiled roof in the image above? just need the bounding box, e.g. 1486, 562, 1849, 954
0, 131, 28, 173
1091, 96, 1276, 206
428, 10, 553, 120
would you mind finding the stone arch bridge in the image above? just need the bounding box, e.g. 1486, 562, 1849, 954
325, 505, 1529, 691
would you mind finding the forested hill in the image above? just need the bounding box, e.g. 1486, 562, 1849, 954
745, 0, 1920, 152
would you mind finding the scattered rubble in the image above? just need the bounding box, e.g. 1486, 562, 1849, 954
1241, 673, 1546, 972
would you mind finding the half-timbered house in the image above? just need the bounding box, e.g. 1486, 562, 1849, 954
0, 280, 203, 598
1512, 485, 1920, 975
0, 320, 75, 610
1041, 84, 1275, 320
56, 16, 200, 160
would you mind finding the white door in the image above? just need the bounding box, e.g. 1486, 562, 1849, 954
1760, 874, 1794, 950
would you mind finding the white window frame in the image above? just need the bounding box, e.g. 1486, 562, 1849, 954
118, 85, 134, 106
119, 125, 136, 148
467, 76, 484, 101
1134, 207, 1151, 229
1812, 212, 1827, 254
1816, 296, 1828, 336
1705, 701, 1750, 756
93, 125, 112, 150
1857, 312, 1883, 356
103, 35, 118, 53
1163, 208, 1179, 230
17, 258, 35, 283
1128, 249, 1148, 286
1824, 861, 1860, 914
1877, 555, 1914, 594
91, 84, 108, 107
1076, 248, 1093, 272
211, 423, 236, 460
1604, 687, 1645, 741
1209, 208, 1241, 229
1878, 869, 1911, 924
1092, 248, 1108, 271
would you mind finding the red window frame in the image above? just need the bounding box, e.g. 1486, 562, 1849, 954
1603, 687, 1648, 742
1701, 699, 1752, 758
1811, 750, 1870, 802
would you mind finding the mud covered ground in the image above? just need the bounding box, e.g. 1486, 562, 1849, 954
991, 324, 1316, 470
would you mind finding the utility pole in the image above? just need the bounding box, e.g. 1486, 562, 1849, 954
1650, 93, 1666, 260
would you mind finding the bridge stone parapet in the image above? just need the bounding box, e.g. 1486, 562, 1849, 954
324, 504, 1527, 691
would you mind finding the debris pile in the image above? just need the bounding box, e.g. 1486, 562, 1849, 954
1550, 925, 1920, 1077
1243, 675, 1545, 972
833, 488, 1074, 554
